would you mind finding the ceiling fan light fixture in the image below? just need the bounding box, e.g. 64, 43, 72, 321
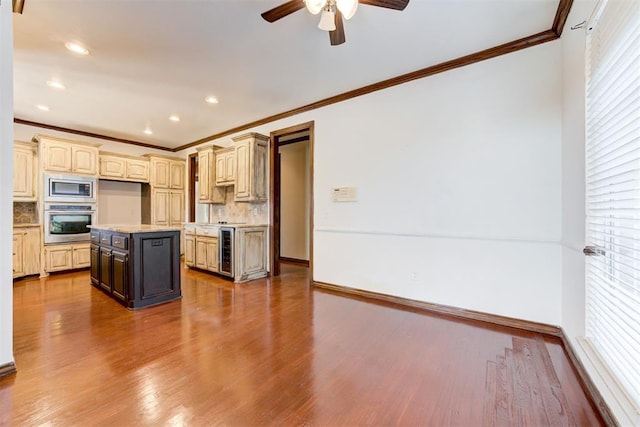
336, 0, 358, 19
305, 0, 327, 15
318, 9, 336, 31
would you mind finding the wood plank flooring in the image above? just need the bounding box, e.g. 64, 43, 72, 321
1, 263, 603, 426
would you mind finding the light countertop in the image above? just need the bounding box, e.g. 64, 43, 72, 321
89, 224, 182, 233
183, 222, 267, 229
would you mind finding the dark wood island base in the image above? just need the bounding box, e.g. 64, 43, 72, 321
89, 225, 182, 309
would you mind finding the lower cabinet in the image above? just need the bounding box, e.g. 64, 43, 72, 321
13, 227, 41, 279
44, 242, 90, 273
185, 232, 219, 273
235, 227, 268, 283
95, 245, 129, 302
185, 234, 195, 267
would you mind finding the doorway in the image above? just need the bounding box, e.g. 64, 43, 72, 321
269, 121, 314, 278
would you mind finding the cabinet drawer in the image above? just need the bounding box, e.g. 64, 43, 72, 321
90, 231, 100, 243
112, 235, 128, 250
100, 233, 112, 245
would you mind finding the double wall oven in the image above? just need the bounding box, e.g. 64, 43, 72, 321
43, 174, 97, 244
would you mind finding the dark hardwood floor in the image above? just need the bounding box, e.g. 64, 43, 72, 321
1, 263, 603, 426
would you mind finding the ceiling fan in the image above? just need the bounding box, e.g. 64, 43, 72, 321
261, 0, 410, 46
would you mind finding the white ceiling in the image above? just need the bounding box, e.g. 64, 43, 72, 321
13, 0, 559, 150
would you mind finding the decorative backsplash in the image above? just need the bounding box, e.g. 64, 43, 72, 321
14, 202, 38, 224
208, 186, 268, 224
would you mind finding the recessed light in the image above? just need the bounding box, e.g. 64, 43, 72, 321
169, 115, 180, 122
143, 129, 153, 135
46, 80, 66, 90
205, 96, 219, 105
64, 42, 89, 55
36, 104, 50, 111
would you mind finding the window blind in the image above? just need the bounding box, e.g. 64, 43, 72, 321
585, 0, 640, 410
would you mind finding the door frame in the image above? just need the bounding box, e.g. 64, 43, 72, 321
269, 121, 314, 279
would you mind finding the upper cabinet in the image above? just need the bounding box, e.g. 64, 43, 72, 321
99, 152, 150, 183
197, 146, 225, 204
36, 135, 100, 176
148, 156, 185, 190
215, 147, 236, 187
13, 141, 38, 201
233, 133, 268, 202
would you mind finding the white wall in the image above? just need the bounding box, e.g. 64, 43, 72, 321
560, 0, 594, 344
1, 0, 15, 368
97, 180, 142, 225
179, 41, 564, 325
280, 142, 310, 260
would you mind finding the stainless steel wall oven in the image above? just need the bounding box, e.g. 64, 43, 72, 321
44, 203, 96, 244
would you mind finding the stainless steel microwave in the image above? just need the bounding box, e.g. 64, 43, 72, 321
44, 174, 96, 203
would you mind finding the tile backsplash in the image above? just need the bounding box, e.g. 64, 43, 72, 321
208, 186, 268, 224
14, 202, 38, 224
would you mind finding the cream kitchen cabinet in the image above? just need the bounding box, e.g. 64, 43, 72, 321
195, 236, 219, 272
36, 135, 100, 175
142, 188, 184, 227
13, 141, 38, 201
43, 242, 90, 274
215, 147, 236, 187
234, 226, 268, 283
197, 146, 225, 204
232, 133, 268, 202
184, 233, 196, 267
13, 226, 41, 278
99, 152, 150, 182
148, 155, 185, 190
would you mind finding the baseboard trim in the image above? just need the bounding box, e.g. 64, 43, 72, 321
313, 281, 562, 336
312, 280, 615, 425
559, 332, 619, 427
0, 362, 17, 379
280, 257, 310, 267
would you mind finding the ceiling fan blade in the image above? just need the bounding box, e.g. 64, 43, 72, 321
329, 10, 346, 46
13, 0, 25, 14
359, 0, 409, 11
261, 0, 305, 23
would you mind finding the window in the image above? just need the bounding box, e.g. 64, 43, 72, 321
585, 0, 640, 410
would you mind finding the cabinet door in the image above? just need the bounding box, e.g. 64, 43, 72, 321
126, 159, 149, 182
45, 246, 73, 272
12, 233, 24, 278
13, 146, 35, 199
169, 191, 184, 225
90, 244, 100, 285
100, 156, 126, 178
73, 245, 91, 268
151, 158, 170, 188
185, 235, 195, 266
235, 142, 250, 199
152, 189, 170, 226
112, 251, 128, 302
170, 161, 185, 190
205, 238, 219, 272
99, 248, 112, 292
215, 154, 226, 185
195, 238, 207, 270
238, 229, 267, 276
72, 146, 98, 175
198, 150, 211, 201
23, 228, 41, 276
225, 152, 236, 182
44, 142, 72, 172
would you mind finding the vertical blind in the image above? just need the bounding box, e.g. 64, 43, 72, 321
585, 0, 640, 410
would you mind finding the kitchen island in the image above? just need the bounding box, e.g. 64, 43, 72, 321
88, 225, 181, 309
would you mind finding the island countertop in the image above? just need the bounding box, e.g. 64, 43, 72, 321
89, 224, 182, 233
